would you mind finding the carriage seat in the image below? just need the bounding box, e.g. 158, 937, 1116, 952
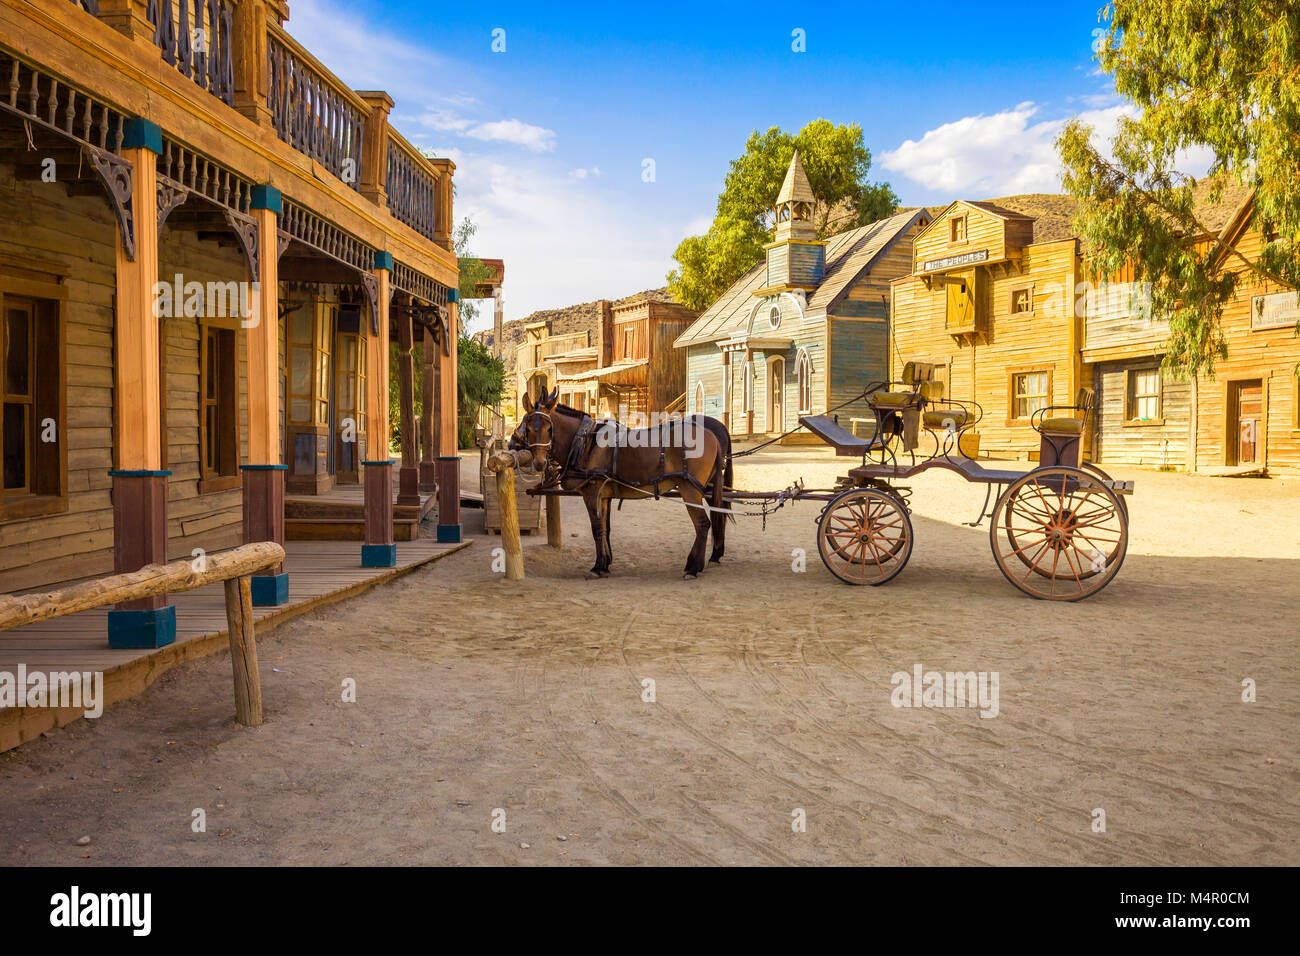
1035, 416, 1086, 434
868, 390, 918, 408
922, 408, 972, 428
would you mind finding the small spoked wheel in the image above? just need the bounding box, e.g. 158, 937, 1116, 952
990, 466, 1128, 601
817, 487, 913, 586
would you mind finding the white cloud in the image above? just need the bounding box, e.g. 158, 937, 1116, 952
570, 166, 602, 179
465, 119, 556, 153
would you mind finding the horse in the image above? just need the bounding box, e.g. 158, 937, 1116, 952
511, 388, 732, 579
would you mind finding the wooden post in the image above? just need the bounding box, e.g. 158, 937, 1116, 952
395, 299, 421, 507
496, 468, 524, 580
362, 254, 396, 567
243, 185, 288, 606
546, 493, 562, 549
435, 296, 461, 542
419, 327, 438, 491
356, 92, 395, 206
231, 0, 272, 126
222, 576, 264, 727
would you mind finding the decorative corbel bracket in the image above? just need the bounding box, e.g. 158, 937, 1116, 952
361, 272, 380, 336
81, 145, 134, 260
276, 229, 292, 261
157, 181, 187, 231
221, 208, 260, 279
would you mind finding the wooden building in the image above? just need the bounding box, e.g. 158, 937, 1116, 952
890, 197, 1083, 459
676, 152, 928, 438
571, 294, 698, 420
0, 0, 462, 647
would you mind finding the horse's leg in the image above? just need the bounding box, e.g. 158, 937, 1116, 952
582, 488, 606, 578
680, 484, 711, 579
708, 451, 727, 564
598, 494, 613, 575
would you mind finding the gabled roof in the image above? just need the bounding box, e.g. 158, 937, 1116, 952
673, 208, 928, 348
776, 151, 815, 205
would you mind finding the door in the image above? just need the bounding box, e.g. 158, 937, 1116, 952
334, 308, 366, 483
768, 357, 785, 433
1232, 380, 1263, 465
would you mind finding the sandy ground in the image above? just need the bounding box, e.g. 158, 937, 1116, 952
1, 445, 1297, 866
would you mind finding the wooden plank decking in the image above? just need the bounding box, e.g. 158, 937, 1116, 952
0, 536, 472, 752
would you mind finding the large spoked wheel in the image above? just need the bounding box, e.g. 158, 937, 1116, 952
817, 487, 913, 586
990, 466, 1128, 601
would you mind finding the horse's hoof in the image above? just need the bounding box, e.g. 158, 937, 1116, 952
709, 556, 722, 564
586, 570, 602, 579
683, 572, 699, 581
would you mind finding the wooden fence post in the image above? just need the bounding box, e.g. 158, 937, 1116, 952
546, 494, 562, 549
222, 576, 264, 726
496, 467, 525, 580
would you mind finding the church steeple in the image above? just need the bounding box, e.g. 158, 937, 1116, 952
757, 151, 826, 295
774, 151, 817, 242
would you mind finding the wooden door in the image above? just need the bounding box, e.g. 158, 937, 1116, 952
769, 358, 784, 433
1233, 380, 1263, 465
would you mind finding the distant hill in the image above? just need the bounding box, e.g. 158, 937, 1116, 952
474, 287, 676, 374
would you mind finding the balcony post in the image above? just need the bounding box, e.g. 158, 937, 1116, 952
232, 0, 273, 126
436, 292, 461, 542
242, 185, 288, 606
357, 92, 395, 207
362, 253, 396, 567
419, 329, 439, 492
427, 158, 455, 252
98, 0, 153, 42
109, 118, 173, 649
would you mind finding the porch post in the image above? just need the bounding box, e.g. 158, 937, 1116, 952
108, 118, 173, 649
721, 349, 731, 429
419, 328, 438, 491
395, 299, 421, 508
435, 292, 462, 542
362, 253, 396, 567
242, 185, 288, 606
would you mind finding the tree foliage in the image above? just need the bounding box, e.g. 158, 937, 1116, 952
668, 119, 899, 311
456, 333, 505, 448
1057, 0, 1300, 379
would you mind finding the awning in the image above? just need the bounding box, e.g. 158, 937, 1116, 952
566, 359, 649, 387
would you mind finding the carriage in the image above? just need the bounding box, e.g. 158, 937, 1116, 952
512, 364, 1133, 600
738, 362, 1133, 601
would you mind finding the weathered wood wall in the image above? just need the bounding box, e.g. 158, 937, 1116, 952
1093, 362, 1191, 470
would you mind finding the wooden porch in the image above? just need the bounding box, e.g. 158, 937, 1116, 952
284, 484, 437, 541
0, 535, 471, 752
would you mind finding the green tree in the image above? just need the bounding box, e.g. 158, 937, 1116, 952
456, 334, 505, 448
667, 119, 899, 310
1057, 0, 1300, 379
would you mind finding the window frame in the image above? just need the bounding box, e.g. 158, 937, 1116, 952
0, 275, 68, 523
950, 215, 968, 245
694, 379, 704, 415
1006, 365, 1053, 426
742, 361, 753, 414
795, 348, 812, 415
1009, 283, 1035, 317
1124, 364, 1163, 425
198, 322, 241, 493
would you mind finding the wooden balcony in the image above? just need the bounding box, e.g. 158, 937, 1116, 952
1081, 282, 1169, 363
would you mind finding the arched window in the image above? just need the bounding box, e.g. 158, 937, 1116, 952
796, 349, 812, 414
743, 362, 753, 413
694, 379, 705, 414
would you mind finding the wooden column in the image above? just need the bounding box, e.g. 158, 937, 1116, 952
419, 327, 438, 492
493, 286, 505, 441
721, 349, 731, 429
242, 185, 288, 606
357, 92, 394, 205
745, 347, 754, 436
395, 299, 421, 508
362, 254, 396, 567
232, 0, 272, 127
108, 118, 173, 650
435, 294, 461, 542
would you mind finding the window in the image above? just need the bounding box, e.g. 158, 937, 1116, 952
621, 326, 636, 360
1010, 285, 1034, 314
796, 349, 812, 414
950, 216, 967, 243
2, 293, 63, 516
742, 362, 753, 413
1011, 370, 1050, 421
694, 379, 705, 414
200, 326, 238, 485
1127, 367, 1161, 422
768, 304, 781, 329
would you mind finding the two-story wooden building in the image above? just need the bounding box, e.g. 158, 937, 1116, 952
676, 152, 929, 437
0, 0, 461, 648
890, 196, 1083, 460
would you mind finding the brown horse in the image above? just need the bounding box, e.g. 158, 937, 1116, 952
513, 388, 730, 579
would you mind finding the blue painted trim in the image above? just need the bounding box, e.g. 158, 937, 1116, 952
121, 118, 163, 154
436, 524, 462, 543
447, 289, 459, 303
107, 606, 176, 649
108, 469, 173, 478
240, 464, 288, 471
249, 185, 283, 214
435, 456, 460, 462
361, 544, 398, 568
374, 251, 394, 271
251, 573, 290, 607
361, 459, 397, 467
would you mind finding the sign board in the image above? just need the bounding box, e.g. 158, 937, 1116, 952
922, 248, 989, 273
1251, 291, 1300, 331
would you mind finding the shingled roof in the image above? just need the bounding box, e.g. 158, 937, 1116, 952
673, 208, 927, 348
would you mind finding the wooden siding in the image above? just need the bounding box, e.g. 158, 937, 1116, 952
1190, 226, 1300, 474
1082, 281, 1170, 362
1094, 361, 1190, 470
827, 319, 889, 424
913, 202, 1031, 274
892, 237, 1082, 459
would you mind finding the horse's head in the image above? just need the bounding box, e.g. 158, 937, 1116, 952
513, 386, 561, 471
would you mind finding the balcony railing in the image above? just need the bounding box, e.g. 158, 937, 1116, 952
386, 131, 439, 241
146, 0, 235, 107
266, 24, 364, 191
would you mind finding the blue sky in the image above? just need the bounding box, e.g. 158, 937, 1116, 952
285, 0, 1161, 329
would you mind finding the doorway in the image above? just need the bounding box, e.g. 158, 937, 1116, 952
767, 356, 785, 433
1230, 379, 1263, 466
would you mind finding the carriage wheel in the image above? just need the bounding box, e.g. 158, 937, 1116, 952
990, 466, 1128, 601
817, 488, 913, 586
1079, 461, 1129, 520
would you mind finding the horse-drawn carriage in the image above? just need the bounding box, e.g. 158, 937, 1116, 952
511, 363, 1133, 601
